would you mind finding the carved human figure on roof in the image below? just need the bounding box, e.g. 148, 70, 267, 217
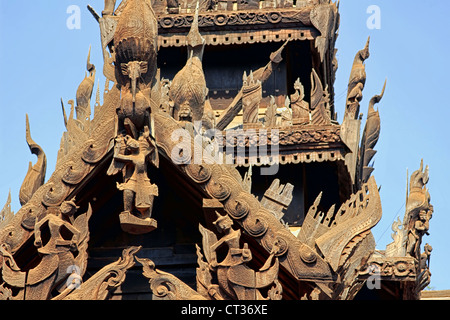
290, 78, 310, 125
34, 206, 80, 255
0, 201, 91, 300
112, 126, 159, 235
197, 213, 281, 300
402, 160, 433, 259
406, 207, 432, 258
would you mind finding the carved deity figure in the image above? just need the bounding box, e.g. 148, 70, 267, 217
0, 201, 91, 300
290, 78, 310, 125
402, 161, 433, 259
406, 208, 432, 258
34, 206, 80, 255
113, 0, 158, 140
112, 126, 159, 235
197, 213, 282, 300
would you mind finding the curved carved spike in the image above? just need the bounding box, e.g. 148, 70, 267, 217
368, 79, 387, 112
359, 80, 387, 185
19, 114, 47, 206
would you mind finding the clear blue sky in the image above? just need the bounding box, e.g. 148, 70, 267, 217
0, 1, 449, 291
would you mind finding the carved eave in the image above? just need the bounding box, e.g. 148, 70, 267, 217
157, 8, 318, 48
221, 124, 350, 167
357, 253, 420, 300
1, 98, 338, 295
359, 254, 418, 283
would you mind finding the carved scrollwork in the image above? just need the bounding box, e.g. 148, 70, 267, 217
359, 257, 417, 280
205, 176, 234, 201
224, 195, 251, 220
20, 203, 44, 231
214, 14, 228, 26
185, 164, 212, 184
61, 161, 90, 185
81, 139, 109, 164
61, 246, 141, 300
261, 232, 289, 257
267, 12, 282, 24
299, 244, 317, 264
224, 191, 260, 220
41, 182, 70, 207
242, 213, 268, 238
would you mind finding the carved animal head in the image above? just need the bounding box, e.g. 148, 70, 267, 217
121, 61, 148, 102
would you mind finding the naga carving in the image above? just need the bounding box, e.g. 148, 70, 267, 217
310, 69, 331, 125
299, 177, 382, 273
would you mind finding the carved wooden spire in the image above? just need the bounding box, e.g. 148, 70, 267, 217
114, 0, 158, 100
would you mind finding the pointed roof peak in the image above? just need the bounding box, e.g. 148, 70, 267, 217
187, 1, 205, 49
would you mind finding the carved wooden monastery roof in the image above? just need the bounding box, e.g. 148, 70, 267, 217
0, 0, 435, 301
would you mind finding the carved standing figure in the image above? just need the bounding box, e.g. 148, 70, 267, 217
197, 213, 281, 300
403, 161, 433, 259
113, 126, 159, 235
290, 78, 310, 125
406, 208, 432, 258
0, 202, 91, 300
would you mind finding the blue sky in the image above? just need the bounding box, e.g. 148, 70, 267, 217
0, 1, 449, 291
